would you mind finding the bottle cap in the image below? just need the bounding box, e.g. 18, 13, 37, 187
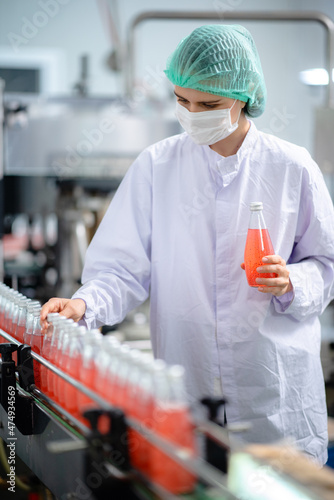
250, 201, 263, 211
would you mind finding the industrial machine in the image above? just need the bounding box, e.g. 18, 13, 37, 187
2, 91, 180, 300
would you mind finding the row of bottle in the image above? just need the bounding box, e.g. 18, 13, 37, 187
0, 283, 197, 494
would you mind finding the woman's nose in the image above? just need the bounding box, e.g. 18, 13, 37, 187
188, 104, 201, 113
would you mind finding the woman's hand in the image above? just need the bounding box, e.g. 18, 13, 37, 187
40, 298, 86, 331
241, 255, 292, 297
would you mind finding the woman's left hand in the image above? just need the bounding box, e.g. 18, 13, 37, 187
241, 255, 292, 297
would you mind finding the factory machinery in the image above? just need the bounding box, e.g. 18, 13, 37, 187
0, 284, 333, 500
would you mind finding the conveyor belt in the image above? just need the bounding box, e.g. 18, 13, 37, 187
0, 328, 329, 500
0, 328, 238, 500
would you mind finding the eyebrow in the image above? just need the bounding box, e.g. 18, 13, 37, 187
174, 91, 222, 104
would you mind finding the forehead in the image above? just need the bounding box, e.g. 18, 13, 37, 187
174, 85, 233, 104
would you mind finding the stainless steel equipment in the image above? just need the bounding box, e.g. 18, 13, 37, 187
314, 107, 334, 176
4, 95, 179, 178
126, 10, 334, 107
2, 93, 180, 297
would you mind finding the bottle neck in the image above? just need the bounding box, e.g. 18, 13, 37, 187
248, 209, 267, 230
167, 366, 188, 406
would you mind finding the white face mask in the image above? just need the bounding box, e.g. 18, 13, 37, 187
175, 99, 241, 145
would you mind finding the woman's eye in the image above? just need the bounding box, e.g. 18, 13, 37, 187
202, 103, 216, 109
177, 98, 188, 104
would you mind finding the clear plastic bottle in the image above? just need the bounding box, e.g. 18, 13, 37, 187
0, 283, 8, 330
94, 335, 120, 398
150, 364, 197, 494
118, 349, 141, 413
105, 344, 131, 408
9, 292, 24, 336
31, 305, 43, 388
46, 315, 67, 398
244, 201, 276, 287
55, 320, 77, 406
78, 330, 103, 423
15, 298, 31, 343
4, 289, 20, 334
127, 354, 155, 474
24, 302, 41, 346
40, 312, 59, 394
64, 326, 87, 417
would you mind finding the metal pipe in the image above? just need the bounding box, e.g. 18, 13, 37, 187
126, 10, 334, 108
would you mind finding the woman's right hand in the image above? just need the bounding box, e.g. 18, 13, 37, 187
40, 298, 86, 331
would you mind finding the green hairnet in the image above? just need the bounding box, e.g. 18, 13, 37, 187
164, 24, 266, 117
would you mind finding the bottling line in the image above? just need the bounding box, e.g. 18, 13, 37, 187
0, 283, 333, 500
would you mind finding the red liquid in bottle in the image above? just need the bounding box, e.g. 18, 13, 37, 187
150, 404, 197, 494
24, 331, 32, 347
31, 336, 42, 389
57, 351, 69, 407
41, 333, 52, 395
0, 311, 4, 330
129, 391, 152, 474
53, 338, 66, 404
244, 228, 277, 287
78, 365, 97, 424
16, 324, 25, 343
65, 357, 80, 417
8, 318, 14, 336
47, 349, 56, 398
105, 371, 116, 406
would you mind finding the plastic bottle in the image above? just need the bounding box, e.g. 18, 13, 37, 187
40, 313, 59, 394
0, 285, 11, 343
94, 335, 120, 398
127, 354, 155, 474
64, 326, 86, 417
23, 302, 41, 346
55, 320, 77, 406
54, 320, 75, 401
0, 283, 9, 330
30, 305, 43, 388
78, 330, 103, 424
150, 364, 197, 494
119, 349, 141, 413
9, 292, 24, 336
244, 201, 277, 287
4, 289, 20, 334
11, 294, 27, 364
46, 315, 67, 398
105, 344, 131, 408
14, 297, 30, 342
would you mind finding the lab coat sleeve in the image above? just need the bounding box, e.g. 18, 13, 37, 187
273, 163, 334, 321
71, 150, 152, 328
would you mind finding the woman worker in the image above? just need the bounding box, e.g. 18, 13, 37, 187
41, 25, 334, 465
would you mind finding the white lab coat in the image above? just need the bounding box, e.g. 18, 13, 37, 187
73, 121, 334, 464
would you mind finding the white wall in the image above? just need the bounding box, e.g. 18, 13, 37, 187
0, 0, 333, 154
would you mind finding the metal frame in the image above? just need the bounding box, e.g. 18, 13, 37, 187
126, 10, 334, 108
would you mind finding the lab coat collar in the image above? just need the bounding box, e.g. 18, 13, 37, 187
204, 120, 257, 187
